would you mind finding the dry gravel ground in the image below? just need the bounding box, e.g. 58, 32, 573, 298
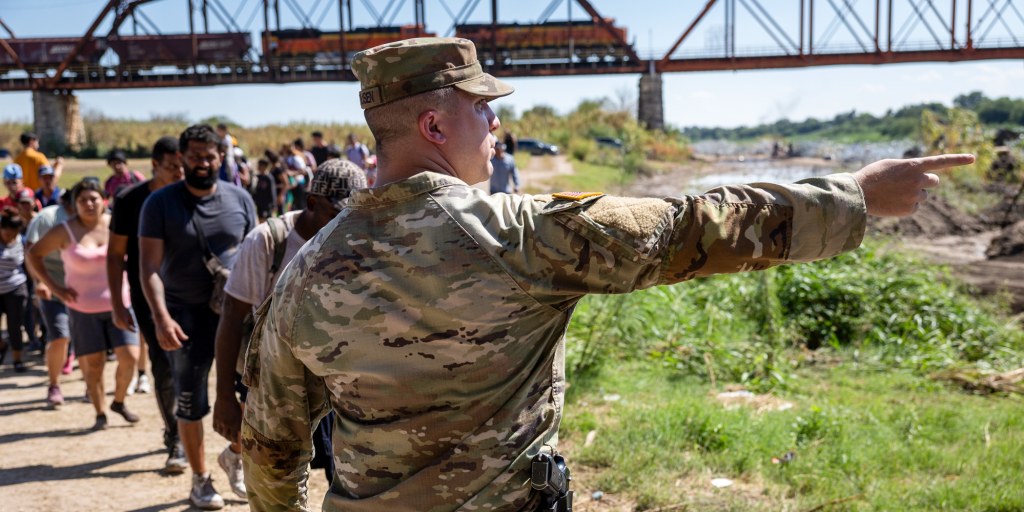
0, 357, 624, 511
0, 358, 328, 511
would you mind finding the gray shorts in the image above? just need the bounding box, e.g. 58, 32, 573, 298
39, 298, 70, 343
69, 309, 139, 357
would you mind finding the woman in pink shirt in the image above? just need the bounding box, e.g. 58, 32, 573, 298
28, 179, 139, 430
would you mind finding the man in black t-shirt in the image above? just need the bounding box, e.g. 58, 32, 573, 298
140, 124, 257, 510
108, 136, 185, 474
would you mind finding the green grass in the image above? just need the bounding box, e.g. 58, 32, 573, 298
558, 240, 1024, 510
43, 158, 152, 194
561, 362, 1024, 511
545, 159, 635, 195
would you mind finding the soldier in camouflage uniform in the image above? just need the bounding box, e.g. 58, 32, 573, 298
241, 37, 974, 511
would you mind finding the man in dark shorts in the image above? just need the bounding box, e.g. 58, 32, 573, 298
108, 136, 186, 474
140, 124, 257, 510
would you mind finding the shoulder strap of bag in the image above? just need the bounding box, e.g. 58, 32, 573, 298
190, 214, 212, 259
266, 216, 289, 275
190, 214, 227, 274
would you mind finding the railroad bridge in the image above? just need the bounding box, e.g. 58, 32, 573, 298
3, 0, 1024, 151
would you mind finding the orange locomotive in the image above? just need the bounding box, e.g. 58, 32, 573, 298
263, 25, 434, 62
455, 19, 629, 59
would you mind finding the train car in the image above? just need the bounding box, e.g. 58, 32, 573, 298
106, 32, 251, 67
263, 25, 434, 62
0, 37, 106, 71
455, 19, 629, 59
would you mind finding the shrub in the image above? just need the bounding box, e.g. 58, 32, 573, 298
566, 241, 1024, 390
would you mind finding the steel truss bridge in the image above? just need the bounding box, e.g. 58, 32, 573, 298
1, 0, 1024, 93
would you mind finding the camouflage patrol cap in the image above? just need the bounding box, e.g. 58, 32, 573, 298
309, 158, 367, 209
352, 37, 514, 109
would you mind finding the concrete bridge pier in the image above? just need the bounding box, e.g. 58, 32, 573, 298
638, 72, 664, 131
33, 90, 85, 154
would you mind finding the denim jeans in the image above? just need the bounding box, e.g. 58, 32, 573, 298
166, 303, 219, 422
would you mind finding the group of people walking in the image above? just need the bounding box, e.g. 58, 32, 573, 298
2, 126, 369, 510
3, 35, 977, 512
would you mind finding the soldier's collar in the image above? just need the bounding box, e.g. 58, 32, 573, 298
348, 171, 466, 206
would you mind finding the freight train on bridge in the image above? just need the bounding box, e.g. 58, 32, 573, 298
0, 33, 252, 71
0, 17, 632, 78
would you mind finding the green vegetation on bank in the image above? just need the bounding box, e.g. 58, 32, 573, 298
559, 243, 1024, 510
567, 242, 1024, 388
499, 98, 691, 193
682, 91, 1024, 143
500, 99, 691, 177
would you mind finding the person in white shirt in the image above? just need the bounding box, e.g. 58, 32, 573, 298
212, 158, 367, 496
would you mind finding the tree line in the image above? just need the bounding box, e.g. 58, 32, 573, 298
681, 91, 1024, 142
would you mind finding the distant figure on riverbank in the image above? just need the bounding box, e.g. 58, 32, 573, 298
489, 142, 520, 194
504, 130, 517, 155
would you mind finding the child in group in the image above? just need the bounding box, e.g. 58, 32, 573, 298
0, 210, 28, 373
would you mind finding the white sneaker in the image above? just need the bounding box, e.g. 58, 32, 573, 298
136, 374, 151, 394
165, 442, 188, 475
189, 472, 225, 510
217, 445, 247, 500
126, 374, 138, 396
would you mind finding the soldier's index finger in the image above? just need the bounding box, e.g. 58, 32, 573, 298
908, 154, 975, 173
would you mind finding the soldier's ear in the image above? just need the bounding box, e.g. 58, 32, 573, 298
418, 109, 446, 146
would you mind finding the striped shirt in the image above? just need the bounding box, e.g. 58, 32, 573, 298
0, 236, 27, 295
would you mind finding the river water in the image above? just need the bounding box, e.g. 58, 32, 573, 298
628, 140, 913, 197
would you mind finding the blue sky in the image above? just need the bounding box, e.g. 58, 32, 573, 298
1, 0, 1022, 128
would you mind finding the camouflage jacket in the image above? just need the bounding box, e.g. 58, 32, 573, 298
241, 171, 866, 511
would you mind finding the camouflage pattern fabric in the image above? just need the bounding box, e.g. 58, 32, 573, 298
241, 171, 866, 511
352, 37, 514, 109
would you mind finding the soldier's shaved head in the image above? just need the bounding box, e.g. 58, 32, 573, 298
364, 87, 458, 154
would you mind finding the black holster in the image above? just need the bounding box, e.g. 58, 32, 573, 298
531, 451, 573, 512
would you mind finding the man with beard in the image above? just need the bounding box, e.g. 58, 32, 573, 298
140, 124, 256, 510
108, 136, 186, 474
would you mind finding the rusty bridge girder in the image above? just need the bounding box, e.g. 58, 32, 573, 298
0, 0, 1022, 92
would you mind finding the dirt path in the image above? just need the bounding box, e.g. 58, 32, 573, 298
520, 154, 575, 191
0, 361, 328, 511
0, 357, 631, 511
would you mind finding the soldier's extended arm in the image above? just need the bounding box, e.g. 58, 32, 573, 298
498, 154, 974, 300
242, 302, 328, 511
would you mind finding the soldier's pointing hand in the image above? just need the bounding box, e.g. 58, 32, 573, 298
853, 154, 975, 217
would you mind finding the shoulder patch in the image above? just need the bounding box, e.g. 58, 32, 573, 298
552, 191, 603, 201
586, 196, 673, 240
